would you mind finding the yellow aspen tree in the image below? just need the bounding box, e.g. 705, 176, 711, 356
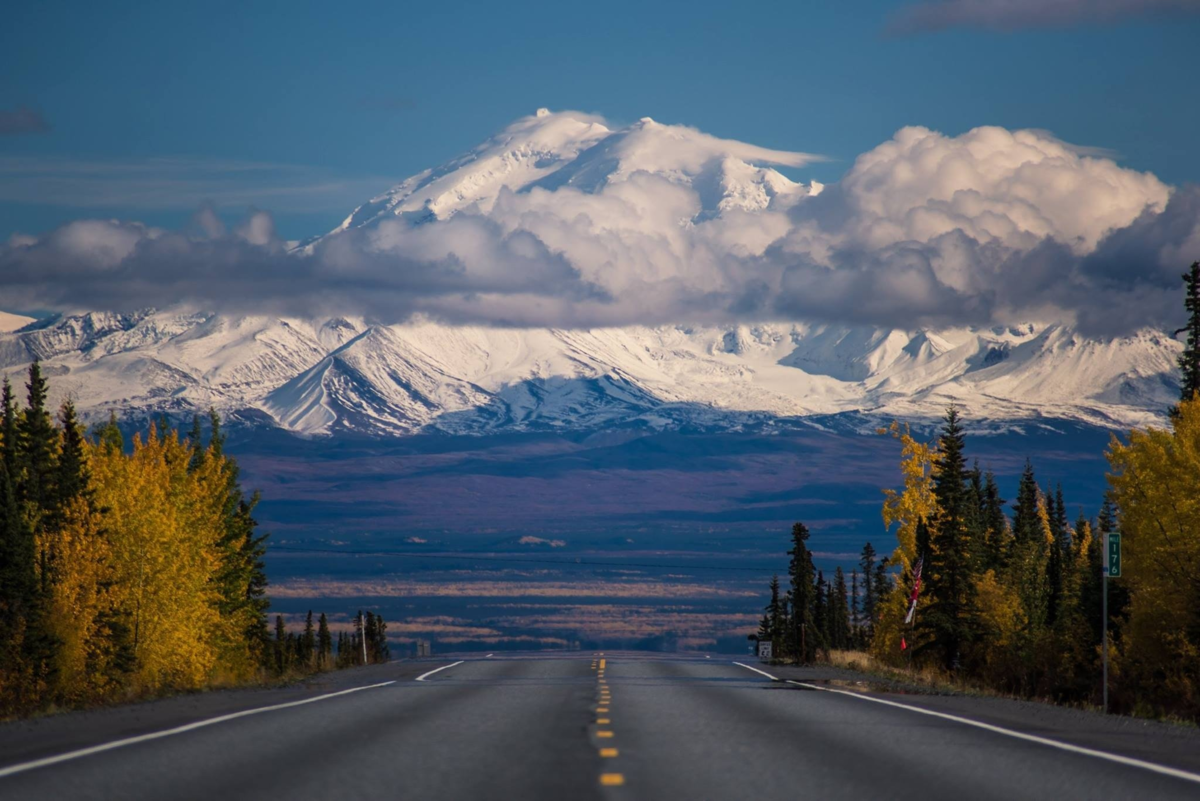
90, 426, 223, 691
874, 422, 939, 663
1107, 396, 1200, 715
39, 496, 119, 704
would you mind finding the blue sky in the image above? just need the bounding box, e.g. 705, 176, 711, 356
2, 0, 1198, 241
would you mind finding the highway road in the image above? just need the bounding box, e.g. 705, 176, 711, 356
1, 654, 1199, 800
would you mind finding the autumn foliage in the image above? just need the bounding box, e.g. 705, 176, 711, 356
0, 363, 270, 715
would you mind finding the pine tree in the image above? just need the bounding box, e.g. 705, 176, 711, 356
787, 522, 818, 663
921, 407, 977, 671
858, 543, 878, 641
1011, 460, 1041, 546
831, 567, 851, 651
317, 614, 332, 669
303, 611, 316, 668
1, 378, 17, 478
55, 401, 90, 513
18, 361, 59, 516
813, 571, 829, 653
764, 575, 784, 656
849, 570, 861, 648
1046, 485, 1064, 626
981, 471, 1008, 570
1176, 261, 1200, 407
274, 615, 288, 673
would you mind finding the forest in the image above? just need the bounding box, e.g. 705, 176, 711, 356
0, 364, 387, 718
756, 262, 1200, 721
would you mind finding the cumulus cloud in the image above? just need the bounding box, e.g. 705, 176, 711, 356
0, 106, 50, 135
889, 0, 1200, 35
0, 118, 1195, 337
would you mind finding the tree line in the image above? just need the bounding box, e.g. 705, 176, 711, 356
0, 362, 392, 717
271, 610, 389, 673
755, 261, 1200, 720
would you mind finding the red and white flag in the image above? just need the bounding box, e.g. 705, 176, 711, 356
903, 556, 924, 626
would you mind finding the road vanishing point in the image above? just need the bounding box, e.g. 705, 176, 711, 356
2, 653, 1199, 800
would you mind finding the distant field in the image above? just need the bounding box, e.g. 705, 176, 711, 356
232, 424, 1116, 653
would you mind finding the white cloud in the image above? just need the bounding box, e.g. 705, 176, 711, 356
0, 114, 1194, 337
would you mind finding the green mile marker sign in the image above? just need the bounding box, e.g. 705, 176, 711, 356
1107, 533, 1121, 578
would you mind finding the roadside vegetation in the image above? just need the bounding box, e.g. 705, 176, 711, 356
755, 261, 1200, 722
0, 368, 389, 719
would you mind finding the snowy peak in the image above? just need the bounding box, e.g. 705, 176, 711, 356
329, 109, 821, 235
0, 308, 1182, 438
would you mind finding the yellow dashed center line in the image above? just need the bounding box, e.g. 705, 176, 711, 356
594, 657, 625, 788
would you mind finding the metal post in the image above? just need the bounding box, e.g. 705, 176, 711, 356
361, 613, 368, 666
1102, 541, 1109, 714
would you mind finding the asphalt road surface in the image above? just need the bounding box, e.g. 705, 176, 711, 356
1, 654, 1199, 800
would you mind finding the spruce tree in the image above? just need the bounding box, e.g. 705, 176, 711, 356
274, 615, 288, 673
303, 611, 316, 668
765, 575, 784, 655
1, 378, 17, 478
831, 567, 850, 651
1011, 460, 1040, 545
921, 407, 977, 671
849, 570, 861, 648
1176, 261, 1200, 407
858, 543, 878, 641
18, 361, 59, 516
55, 401, 90, 513
1046, 485, 1064, 626
982, 471, 1008, 570
813, 571, 829, 653
317, 613, 333, 668
787, 523, 818, 663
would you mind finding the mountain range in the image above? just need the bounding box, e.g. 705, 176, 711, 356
0, 110, 1182, 436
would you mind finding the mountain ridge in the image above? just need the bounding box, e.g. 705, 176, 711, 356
0, 110, 1182, 437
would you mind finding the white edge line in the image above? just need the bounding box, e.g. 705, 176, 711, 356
415, 660, 464, 682
731, 661, 779, 681
0, 680, 396, 780
721, 660, 1200, 788
731, 661, 1200, 786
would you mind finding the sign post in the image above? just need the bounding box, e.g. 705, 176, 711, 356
1102, 532, 1121, 713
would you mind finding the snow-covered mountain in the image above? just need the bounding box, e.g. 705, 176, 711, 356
0, 110, 1182, 436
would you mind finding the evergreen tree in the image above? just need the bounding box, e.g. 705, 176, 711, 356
858, 543, 878, 641
302, 611, 316, 667
921, 407, 977, 671
55, 401, 90, 513
274, 615, 288, 673
18, 361, 59, 516
872, 560, 890, 616
1, 378, 17, 478
317, 613, 333, 668
787, 523, 818, 663
981, 471, 1008, 570
1175, 261, 1200, 407
764, 575, 784, 656
1011, 460, 1041, 545
813, 571, 829, 653
1046, 485, 1064, 626
830, 567, 851, 651
849, 570, 861, 648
